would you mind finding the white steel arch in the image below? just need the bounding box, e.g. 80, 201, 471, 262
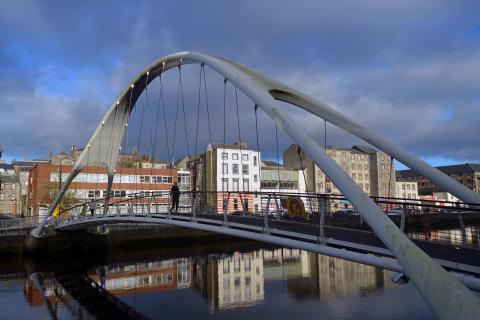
32, 51, 480, 319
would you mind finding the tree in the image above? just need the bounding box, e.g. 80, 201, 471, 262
39, 181, 79, 218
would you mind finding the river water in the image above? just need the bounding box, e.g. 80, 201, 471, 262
0, 241, 437, 319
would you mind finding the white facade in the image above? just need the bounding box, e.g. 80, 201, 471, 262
395, 181, 418, 199
216, 148, 261, 193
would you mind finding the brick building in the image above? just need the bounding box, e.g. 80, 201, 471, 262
28, 163, 177, 217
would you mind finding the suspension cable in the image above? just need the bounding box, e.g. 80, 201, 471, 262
202, 64, 213, 143
125, 86, 133, 197
388, 157, 394, 199
178, 65, 191, 159
159, 65, 171, 167
222, 78, 227, 194
254, 104, 261, 213
151, 74, 161, 162
297, 146, 313, 213
194, 64, 202, 158
171, 68, 181, 166
234, 82, 244, 191
324, 119, 327, 150
275, 124, 281, 192
144, 72, 155, 166
106, 102, 119, 178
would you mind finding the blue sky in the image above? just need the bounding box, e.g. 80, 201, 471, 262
0, 1, 479, 170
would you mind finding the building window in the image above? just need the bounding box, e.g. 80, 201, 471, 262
232, 164, 239, 174
88, 190, 101, 198
11, 184, 15, 190
232, 153, 239, 160
365, 174, 369, 180
242, 164, 249, 175
351, 163, 355, 170
243, 179, 249, 191
381, 164, 386, 170
357, 164, 362, 170
222, 179, 228, 191
253, 156, 257, 166
0, 194, 4, 200
364, 164, 368, 170
232, 179, 239, 191
140, 176, 151, 183
222, 163, 228, 174
221, 152, 228, 160
233, 198, 238, 210
254, 174, 258, 182
242, 154, 249, 161
350, 154, 354, 159
352, 173, 356, 179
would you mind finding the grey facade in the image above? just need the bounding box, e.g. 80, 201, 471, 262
0, 175, 20, 215
284, 144, 396, 198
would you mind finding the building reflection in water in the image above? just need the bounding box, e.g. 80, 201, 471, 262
23, 248, 395, 314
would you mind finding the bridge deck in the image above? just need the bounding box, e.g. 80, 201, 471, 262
55, 212, 480, 275
200, 213, 480, 271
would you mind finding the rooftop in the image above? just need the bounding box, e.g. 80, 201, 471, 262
0, 175, 19, 183
207, 142, 251, 151
397, 163, 480, 178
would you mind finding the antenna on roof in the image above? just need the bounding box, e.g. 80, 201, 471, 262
0, 145, 3, 159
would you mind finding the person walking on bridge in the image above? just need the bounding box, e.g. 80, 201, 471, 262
170, 181, 180, 214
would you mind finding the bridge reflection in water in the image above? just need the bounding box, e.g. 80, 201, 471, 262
21, 247, 407, 319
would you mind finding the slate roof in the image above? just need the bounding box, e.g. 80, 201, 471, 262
397, 163, 480, 178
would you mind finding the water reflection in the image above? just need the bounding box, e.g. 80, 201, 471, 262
1, 245, 436, 319
408, 226, 480, 248
89, 249, 391, 312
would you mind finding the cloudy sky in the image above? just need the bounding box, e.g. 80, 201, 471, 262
0, 1, 479, 169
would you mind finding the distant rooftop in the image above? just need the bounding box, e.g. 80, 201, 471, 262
397, 163, 480, 178
208, 142, 250, 151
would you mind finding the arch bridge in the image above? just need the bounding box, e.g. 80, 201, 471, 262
32, 52, 480, 319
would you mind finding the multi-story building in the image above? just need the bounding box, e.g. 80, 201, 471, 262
1, 158, 49, 216
209, 252, 264, 310
259, 160, 307, 213
28, 163, 177, 217
0, 175, 20, 215
396, 163, 480, 196
284, 144, 395, 211
196, 143, 261, 213
284, 145, 395, 200
395, 181, 419, 199
11, 160, 49, 216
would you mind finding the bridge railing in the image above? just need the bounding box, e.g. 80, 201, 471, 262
0, 216, 41, 231
50, 191, 480, 249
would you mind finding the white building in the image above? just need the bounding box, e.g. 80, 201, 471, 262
200, 143, 261, 213
395, 181, 419, 199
